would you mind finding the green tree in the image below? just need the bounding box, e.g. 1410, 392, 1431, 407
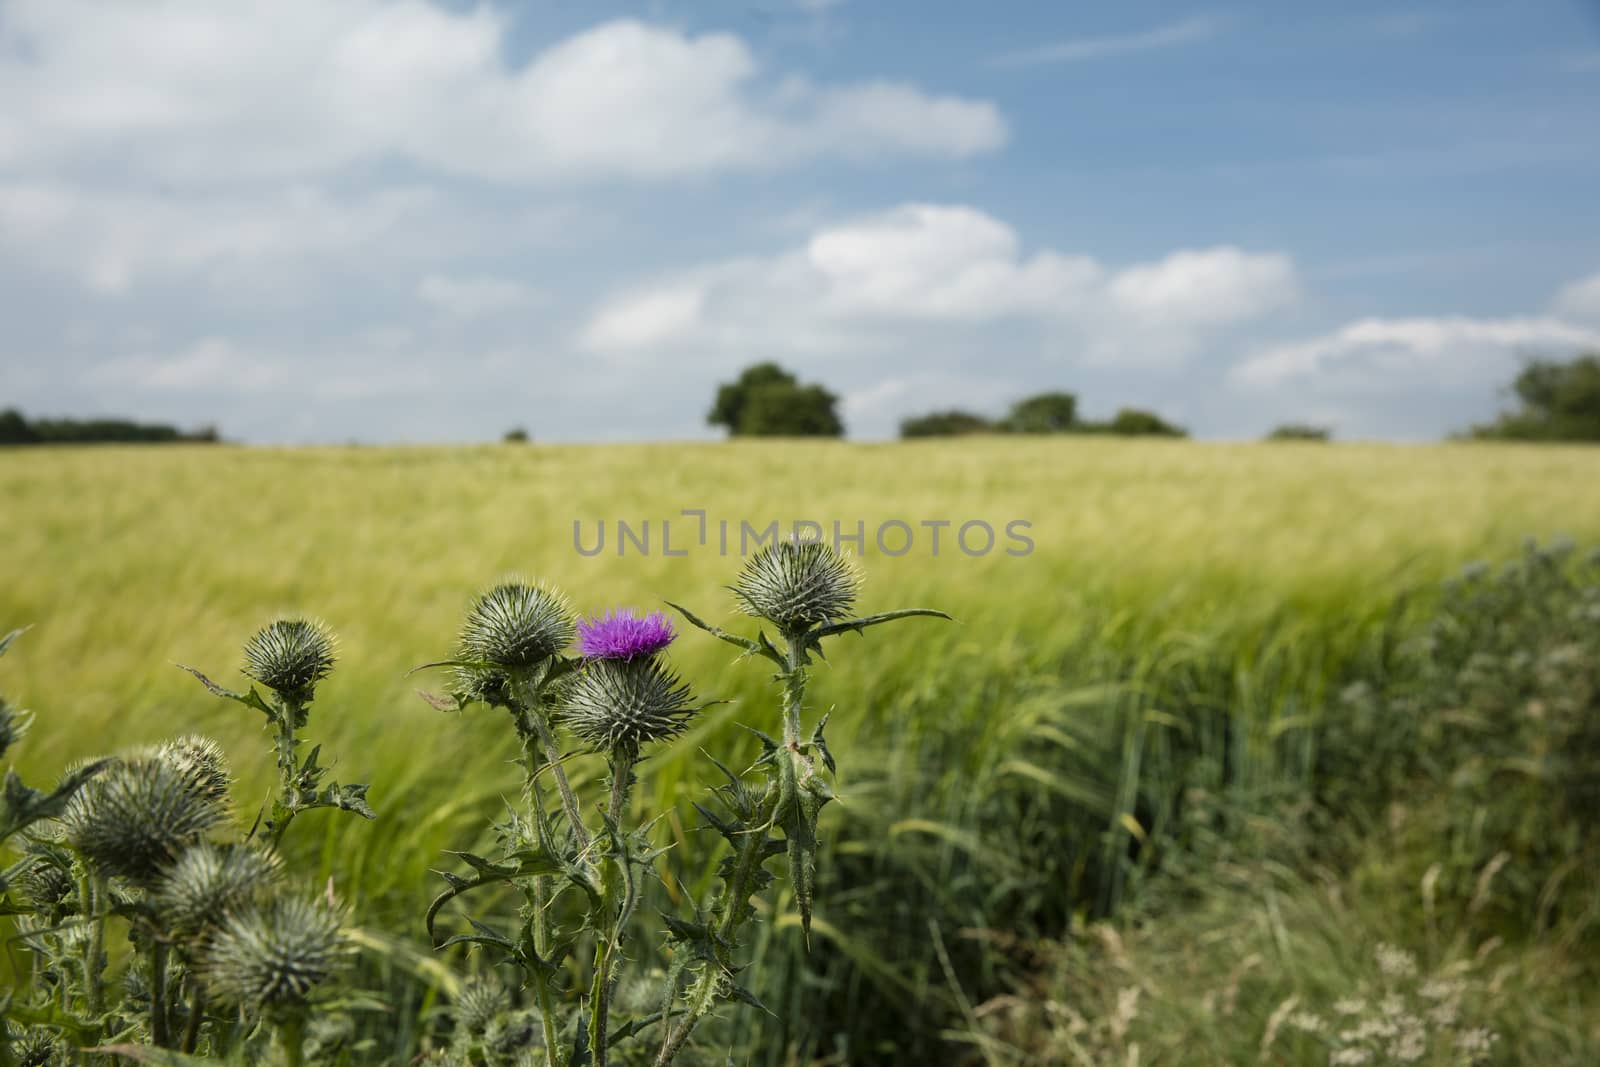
1266, 423, 1331, 442
1106, 408, 1187, 437
708, 363, 843, 437
707, 363, 798, 433
999, 392, 1078, 433
738, 383, 844, 437
0, 408, 39, 445
899, 410, 992, 438
1469, 353, 1600, 441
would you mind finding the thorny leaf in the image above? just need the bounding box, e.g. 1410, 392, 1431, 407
174, 664, 278, 721
0, 758, 114, 844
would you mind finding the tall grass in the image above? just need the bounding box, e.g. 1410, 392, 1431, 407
4, 439, 1600, 1060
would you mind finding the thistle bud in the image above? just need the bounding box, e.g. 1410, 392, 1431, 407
155, 841, 281, 939
732, 539, 859, 633
156, 734, 233, 804
202, 895, 346, 1013
560, 657, 697, 755
243, 619, 336, 702
18, 857, 75, 915
62, 756, 227, 888
12, 1028, 61, 1067
459, 582, 574, 671
453, 975, 510, 1037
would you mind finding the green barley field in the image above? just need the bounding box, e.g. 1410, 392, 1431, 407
5, 438, 1600, 1064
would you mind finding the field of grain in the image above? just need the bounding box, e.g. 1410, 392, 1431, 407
5, 438, 1600, 1062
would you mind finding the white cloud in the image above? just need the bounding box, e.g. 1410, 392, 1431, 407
1231, 316, 1600, 389
579, 203, 1295, 366
0, 3, 1004, 186
1551, 270, 1600, 322
990, 16, 1222, 69
0, 181, 436, 293
418, 274, 537, 318
85, 338, 283, 392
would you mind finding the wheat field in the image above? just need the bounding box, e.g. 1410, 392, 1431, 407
5, 438, 1599, 1061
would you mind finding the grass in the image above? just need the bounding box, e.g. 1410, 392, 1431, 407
4, 437, 1600, 1061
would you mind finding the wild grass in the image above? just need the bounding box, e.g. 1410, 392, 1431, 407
4, 438, 1600, 1061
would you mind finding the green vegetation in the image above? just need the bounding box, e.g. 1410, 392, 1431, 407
4, 440, 1600, 1063
0, 408, 219, 445
1469, 352, 1600, 441
707, 363, 844, 437
1268, 422, 1334, 442
899, 410, 993, 438
898, 391, 1187, 438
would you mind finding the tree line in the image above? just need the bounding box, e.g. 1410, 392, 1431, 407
0, 408, 220, 445
703, 352, 1600, 443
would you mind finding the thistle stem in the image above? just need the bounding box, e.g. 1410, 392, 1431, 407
524, 708, 591, 858
181, 980, 205, 1054
279, 1015, 306, 1067
80, 873, 106, 1022
267, 697, 303, 849
590, 750, 637, 1067
149, 939, 171, 1047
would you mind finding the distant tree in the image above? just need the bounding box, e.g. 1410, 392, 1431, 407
503, 427, 530, 444
708, 363, 799, 433
1105, 408, 1187, 438
1469, 352, 1600, 441
0, 410, 218, 445
999, 392, 1078, 433
708, 363, 843, 437
899, 410, 992, 438
0, 408, 39, 445
1266, 423, 1332, 442
737, 383, 844, 437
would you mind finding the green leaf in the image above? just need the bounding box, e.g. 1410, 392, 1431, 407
666, 601, 785, 666
0, 625, 28, 658
425, 846, 570, 945
174, 664, 277, 720
0, 757, 113, 843
809, 608, 953, 642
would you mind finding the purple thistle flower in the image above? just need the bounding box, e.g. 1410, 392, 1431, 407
576, 609, 677, 661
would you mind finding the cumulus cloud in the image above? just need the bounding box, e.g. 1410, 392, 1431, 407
1232, 316, 1600, 390
578, 203, 1296, 365
0, 181, 437, 293
1551, 270, 1600, 321
0, 3, 1005, 186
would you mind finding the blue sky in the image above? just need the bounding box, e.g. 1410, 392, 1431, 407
2, 0, 1598, 442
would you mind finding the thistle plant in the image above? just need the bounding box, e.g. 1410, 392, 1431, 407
180, 617, 375, 847
0, 622, 361, 1064
419, 543, 947, 1067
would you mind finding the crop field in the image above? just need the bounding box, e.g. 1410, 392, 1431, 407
4, 438, 1600, 1064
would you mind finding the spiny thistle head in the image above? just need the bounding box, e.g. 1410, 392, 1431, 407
11, 1028, 60, 1067
732, 539, 859, 632
155, 841, 281, 939
155, 734, 232, 804
560, 657, 697, 755
459, 581, 574, 671
576, 609, 676, 660
18, 857, 75, 914
62, 756, 227, 887
448, 664, 514, 709
202, 894, 346, 1013
243, 618, 336, 701
453, 975, 510, 1036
